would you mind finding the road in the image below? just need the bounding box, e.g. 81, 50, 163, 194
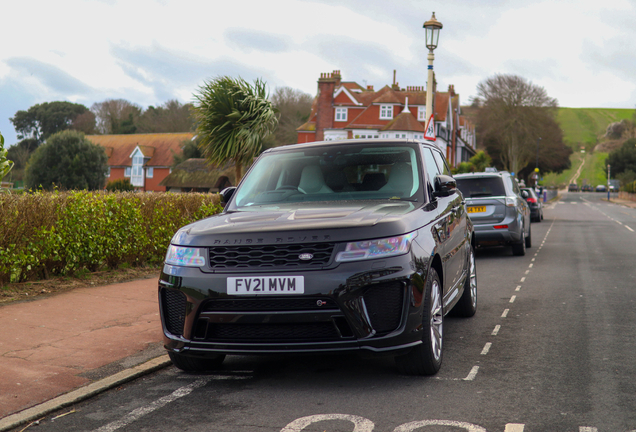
17, 192, 636, 432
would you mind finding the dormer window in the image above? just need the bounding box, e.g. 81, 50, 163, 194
418, 106, 426, 121
335, 107, 348, 122
380, 105, 393, 120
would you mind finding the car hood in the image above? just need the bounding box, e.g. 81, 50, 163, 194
172, 201, 432, 246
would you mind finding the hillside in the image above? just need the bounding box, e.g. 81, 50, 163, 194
557, 107, 634, 152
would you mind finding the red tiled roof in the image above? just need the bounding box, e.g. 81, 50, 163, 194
87, 133, 194, 167
434, 93, 450, 122
381, 111, 425, 132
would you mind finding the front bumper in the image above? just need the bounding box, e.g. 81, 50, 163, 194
159, 253, 428, 357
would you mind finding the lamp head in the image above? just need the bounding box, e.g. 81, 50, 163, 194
423, 12, 443, 50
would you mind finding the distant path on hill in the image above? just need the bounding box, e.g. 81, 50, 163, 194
569, 157, 586, 186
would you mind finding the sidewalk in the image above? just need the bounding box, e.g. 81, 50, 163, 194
0, 276, 168, 425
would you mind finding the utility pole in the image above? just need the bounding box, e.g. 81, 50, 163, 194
607, 164, 611, 201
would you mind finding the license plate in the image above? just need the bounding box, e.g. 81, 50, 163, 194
227, 276, 304, 295
467, 206, 486, 213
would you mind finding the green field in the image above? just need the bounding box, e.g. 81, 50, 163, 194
540, 107, 632, 188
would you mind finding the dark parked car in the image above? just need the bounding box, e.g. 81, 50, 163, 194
568, 183, 579, 192
596, 184, 607, 192
454, 171, 531, 256
159, 139, 477, 376
581, 184, 593, 192
521, 187, 543, 222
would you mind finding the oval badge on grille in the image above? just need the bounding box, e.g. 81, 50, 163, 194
298, 253, 314, 261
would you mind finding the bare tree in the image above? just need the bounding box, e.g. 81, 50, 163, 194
268, 87, 313, 147
91, 99, 142, 134
476, 74, 558, 175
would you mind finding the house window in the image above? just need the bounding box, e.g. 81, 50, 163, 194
418, 106, 426, 121
335, 107, 348, 122
380, 105, 393, 120
124, 167, 131, 177
146, 167, 154, 178
131, 150, 145, 187
106, 167, 111, 177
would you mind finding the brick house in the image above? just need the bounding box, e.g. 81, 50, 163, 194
296, 70, 476, 167
86, 133, 194, 192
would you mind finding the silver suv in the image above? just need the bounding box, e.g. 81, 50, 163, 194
454, 171, 531, 256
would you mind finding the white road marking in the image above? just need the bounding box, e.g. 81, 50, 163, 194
627, 225, 634, 232
515, 285, 521, 291
502, 309, 509, 318
281, 414, 375, 432
525, 270, 530, 275
94, 378, 211, 432
520, 277, 526, 283
436, 365, 480, 381
616, 220, 623, 225
394, 420, 487, 432
510, 295, 516, 303
531, 258, 535, 262
528, 263, 533, 268
492, 325, 501, 336
579, 427, 598, 432
481, 342, 492, 355
505, 424, 525, 432
463, 366, 480, 381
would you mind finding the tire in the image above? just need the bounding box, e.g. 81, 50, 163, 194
395, 268, 444, 375
169, 351, 225, 372
525, 224, 532, 248
511, 224, 526, 256
453, 244, 477, 317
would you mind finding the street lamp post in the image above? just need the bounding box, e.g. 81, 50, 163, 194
423, 13, 443, 141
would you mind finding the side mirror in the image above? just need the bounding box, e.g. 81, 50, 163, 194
433, 175, 457, 198
220, 187, 236, 208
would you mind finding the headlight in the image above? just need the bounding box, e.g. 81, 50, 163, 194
335, 233, 417, 262
165, 245, 206, 267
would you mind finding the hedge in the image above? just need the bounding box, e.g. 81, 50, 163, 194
0, 191, 221, 285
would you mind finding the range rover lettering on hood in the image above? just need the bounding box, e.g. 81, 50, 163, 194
212, 235, 331, 245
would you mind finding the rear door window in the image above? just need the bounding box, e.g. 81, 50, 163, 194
455, 177, 506, 198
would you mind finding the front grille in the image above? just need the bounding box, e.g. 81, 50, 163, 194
363, 282, 404, 334
209, 322, 340, 341
162, 289, 187, 336
209, 243, 335, 270
202, 297, 339, 312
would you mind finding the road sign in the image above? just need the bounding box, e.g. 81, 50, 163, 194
424, 114, 436, 141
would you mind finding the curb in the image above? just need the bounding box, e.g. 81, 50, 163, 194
0, 355, 172, 432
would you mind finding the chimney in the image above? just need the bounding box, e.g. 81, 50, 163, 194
448, 84, 455, 96
316, 71, 339, 141
367, 85, 374, 91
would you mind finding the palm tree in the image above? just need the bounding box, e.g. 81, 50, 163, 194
193, 76, 278, 184
0, 131, 15, 180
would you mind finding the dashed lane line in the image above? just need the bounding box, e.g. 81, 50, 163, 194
481, 343, 492, 355
502, 309, 510, 318
492, 325, 501, 336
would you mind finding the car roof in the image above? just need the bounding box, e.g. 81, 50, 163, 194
453, 171, 510, 179
262, 138, 440, 154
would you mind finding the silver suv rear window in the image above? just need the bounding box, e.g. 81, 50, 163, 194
456, 177, 506, 198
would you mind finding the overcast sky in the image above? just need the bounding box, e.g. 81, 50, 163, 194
1, 0, 635, 146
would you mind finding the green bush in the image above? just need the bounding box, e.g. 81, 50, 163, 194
106, 178, 135, 191
0, 191, 221, 285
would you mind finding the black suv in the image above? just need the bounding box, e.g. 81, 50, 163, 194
159, 139, 477, 375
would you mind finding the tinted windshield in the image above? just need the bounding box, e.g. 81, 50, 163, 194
456, 177, 506, 198
231, 143, 423, 209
